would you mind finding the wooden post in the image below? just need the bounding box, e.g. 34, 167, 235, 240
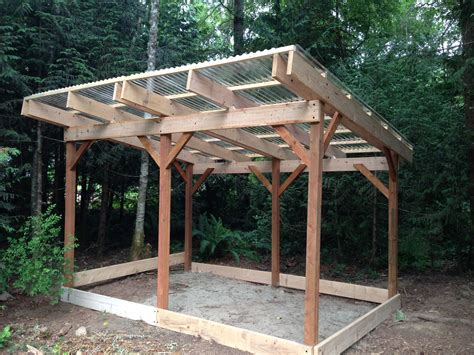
64, 142, 77, 287
388, 152, 399, 297
271, 158, 280, 286
184, 163, 193, 271
157, 134, 172, 309
304, 104, 324, 345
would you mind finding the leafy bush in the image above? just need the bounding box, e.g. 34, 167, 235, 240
193, 214, 260, 263
1, 206, 71, 302
0, 326, 11, 348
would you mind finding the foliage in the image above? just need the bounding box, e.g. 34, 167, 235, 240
0, 147, 20, 234
1, 206, 70, 302
0, 326, 11, 348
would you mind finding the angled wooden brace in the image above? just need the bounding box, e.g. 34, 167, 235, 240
173, 161, 188, 183
165, 132, 194, 168
353, 163, 389, 199
323, 111, 342, 153
272, 125, 310, 165
191, 168, 214, 194
248, 165, 273, 193
279, 164, 307, 196
138, 136, 161, 167
68, 140, 95, 170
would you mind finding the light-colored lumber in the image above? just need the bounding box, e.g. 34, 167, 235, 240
192, 168, 214, 194
272, 158, 280, 287
64, 101, 321, 140
272, 51, 413, 162
138, 136, 161, 166
193, 157, 389, 174
206, 129, 296, 160
248, 165, 272, 193
158, 134, 172, 309
191, 263, 388, 304
184, 164, 193, 271
61, 287, 157, 325
353, 163, 389, 199
314, 294, 401, 354
64, 142, 77, 287
273, 125, 310, 165
186, 69, 258, 109
304, 116, 324, 345
279, 164, 306, 196
22, 99, 93, 127
156, 308, 313, 355
72, 252, 185, 287
387, 150, 399, 297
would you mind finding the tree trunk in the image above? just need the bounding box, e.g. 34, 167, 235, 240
97, 164, 110, 257
369, 189, 378, 266
30, 122, 43, 216
130, 0, 160, 260
233, 0, 244, 55
459, 0, 474, 268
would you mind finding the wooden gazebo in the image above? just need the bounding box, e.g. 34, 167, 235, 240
22, 45, 412, 354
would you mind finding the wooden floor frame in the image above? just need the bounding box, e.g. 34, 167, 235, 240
64, 257, 400, 354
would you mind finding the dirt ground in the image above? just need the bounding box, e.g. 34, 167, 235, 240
0, 265, 473, 354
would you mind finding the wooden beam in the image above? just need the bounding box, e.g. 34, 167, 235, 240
272, 52, 413, 162
69, 141, 94, 170
173, 161, 188, 183
315, 295, 401, 354
65, 101, 320, 140
191, 263, 388, 304
323, 111, 342, 153
184, 164, 193, 271
271, 159, 280, 287
157, 134, 172, 309
304, 106, 324, 345
248, 165, 272, 193
64, 142, 77, 287
165, 132, 193, 168
193, 157, 389, 174
279, 164, 306, 196
206, 129, 296, 160
22, 99, 93, 127
73, 252, 185, 287
138, 136, 161, 166
192, 168, 214, 194
273, 125, 310, 165
353, 163, 389, 199
387, 151, 399, 298
186, 69, 258, 109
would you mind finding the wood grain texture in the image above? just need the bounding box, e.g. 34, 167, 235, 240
271, 158, 281, 286
184, 164, 193, 271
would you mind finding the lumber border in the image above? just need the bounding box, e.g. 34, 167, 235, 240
72, 252, 184, 287
191, 262, 388, 304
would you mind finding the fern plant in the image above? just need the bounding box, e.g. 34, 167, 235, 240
193, 214, 238, 260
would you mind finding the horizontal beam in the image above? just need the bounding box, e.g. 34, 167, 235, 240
272, 51, 413, 162
192, 263, 388, 304
73, 252, 184, 287
64, 101, 320, 140
193, 157, 388, 174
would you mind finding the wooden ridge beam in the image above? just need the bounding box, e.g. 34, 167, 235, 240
273, 125, 310, 165
192, 168, 214, 194
248, 165, 272, 193
193, 157, 389, 174
272, 51, 413, 162
353, 163, 389, 199
67, 92, 241, 162
64, 101, 320, 140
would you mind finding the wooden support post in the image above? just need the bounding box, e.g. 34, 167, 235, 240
64, 142, 77, 287
271, 159, 280, 287
387, 149, 399, 297
304, 103, 324, 345
157, 134, 172, 309
184, 163, 193, 271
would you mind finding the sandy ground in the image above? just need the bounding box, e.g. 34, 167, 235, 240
88, 271, 374, 343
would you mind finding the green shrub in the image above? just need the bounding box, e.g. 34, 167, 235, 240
1, 206, 71, 302
0, 326, 11, 348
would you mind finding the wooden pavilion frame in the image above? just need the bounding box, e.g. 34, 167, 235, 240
22, 45, 412, 354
